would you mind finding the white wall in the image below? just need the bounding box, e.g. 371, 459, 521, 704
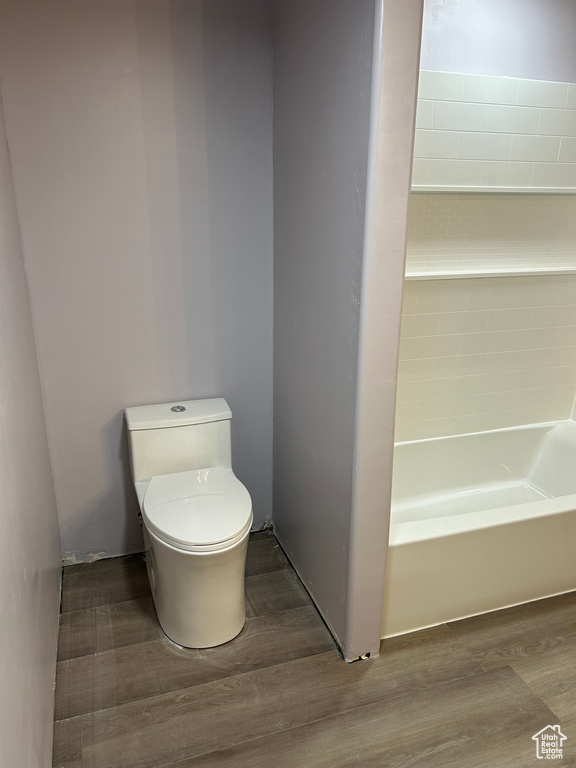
421, 0, 576, 82
0, 0, 274, 560
0, 94, 61, 767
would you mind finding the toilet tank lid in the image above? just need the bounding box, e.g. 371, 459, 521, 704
125, 398, 231, 431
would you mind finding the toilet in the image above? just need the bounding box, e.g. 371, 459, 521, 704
124, 398, 253, 648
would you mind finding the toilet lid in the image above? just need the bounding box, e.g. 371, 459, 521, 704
143, 467, 252, 551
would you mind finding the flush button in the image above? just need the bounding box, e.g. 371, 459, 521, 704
170, 405, 186, 412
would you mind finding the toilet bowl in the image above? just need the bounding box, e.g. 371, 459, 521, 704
125, 399, 253, 648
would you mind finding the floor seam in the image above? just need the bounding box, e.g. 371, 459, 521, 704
58, 567, 289, 616
496, 663, 560, 721
150, 667, 494, 768
53, 646, 339, 723
54, 650, 335, 726
56, 600, 329, 664
55, 661, 488, 732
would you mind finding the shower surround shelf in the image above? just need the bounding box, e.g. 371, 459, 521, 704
405, 265, 576, 281
411, 186, 576, 195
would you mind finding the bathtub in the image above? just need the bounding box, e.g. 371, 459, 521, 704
381, 420, 576, 638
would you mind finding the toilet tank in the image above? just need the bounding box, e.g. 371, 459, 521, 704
125, 398, 233, 483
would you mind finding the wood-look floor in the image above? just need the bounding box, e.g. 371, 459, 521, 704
53, 532, 576, 768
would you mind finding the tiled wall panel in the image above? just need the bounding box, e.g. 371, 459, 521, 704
406, 193, 576, 274
396, 276, 576, 441
414, 71, 576, 189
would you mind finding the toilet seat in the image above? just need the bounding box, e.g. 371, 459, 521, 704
143, 467, 252, 553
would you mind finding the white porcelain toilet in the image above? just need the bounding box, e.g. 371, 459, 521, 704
124, 398, 253, 648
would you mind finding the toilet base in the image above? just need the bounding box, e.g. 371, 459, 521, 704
144, 526, 250, 648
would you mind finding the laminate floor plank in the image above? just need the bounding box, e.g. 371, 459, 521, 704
509, 639, 576, 721
54, 605, 334, 720
57, 607, 99, 662
53, 625, 481, 768
55, 540, 576, 768
58, 568, 307, 663
57, 597, 162, 662
245, 567, 309, 618
61, 555, 150, 614
155, 667, 565, 768
53, 718, 82, 766
447, 591, 576, 669
245, 532, 290, 576
558, 718, 576, 764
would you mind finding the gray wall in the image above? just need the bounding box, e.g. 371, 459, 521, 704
421, 0, 576, 81
0, 0, 274, 560
273, 0, 376, 650
0, 94, 61, 767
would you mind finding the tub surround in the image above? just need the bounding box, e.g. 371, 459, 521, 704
400, 157, 576, 442
406, 266, 576, 280
397, 275, 576, 442
382, 421, 576, 638
413, 70, 576, 192
406, 192, 576, 277
394, 66, 576, 640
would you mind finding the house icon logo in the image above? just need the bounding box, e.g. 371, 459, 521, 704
532, 725, 567, 759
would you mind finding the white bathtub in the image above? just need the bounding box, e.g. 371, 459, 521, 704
381, 420, 576, 638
